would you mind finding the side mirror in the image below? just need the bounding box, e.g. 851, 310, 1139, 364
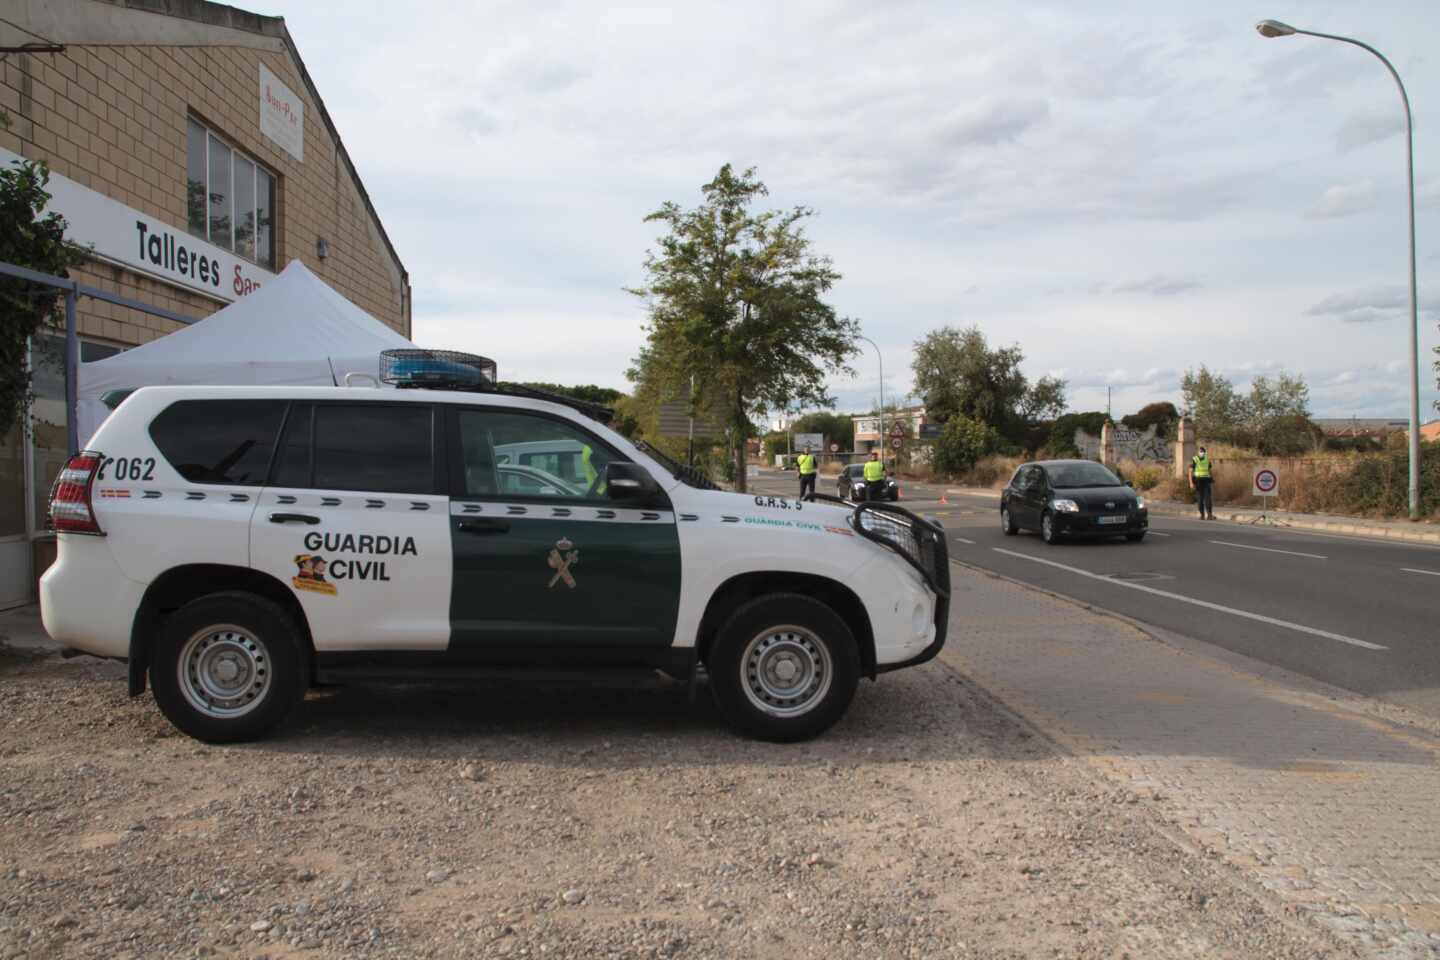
1125, 480, 1134, 487
605, 461, 660, 501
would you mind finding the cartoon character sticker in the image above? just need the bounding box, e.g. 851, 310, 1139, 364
293, 554, 338, 595
547, 538, 579, 589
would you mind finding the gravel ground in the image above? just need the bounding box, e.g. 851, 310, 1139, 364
0, 644, 1354, 960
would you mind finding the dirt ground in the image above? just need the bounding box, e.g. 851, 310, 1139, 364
0, 645, 1355, 960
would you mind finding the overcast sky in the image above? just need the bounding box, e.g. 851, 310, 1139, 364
267, 0, 1440, 421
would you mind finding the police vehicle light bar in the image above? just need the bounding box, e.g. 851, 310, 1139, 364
380, 349, 498, 389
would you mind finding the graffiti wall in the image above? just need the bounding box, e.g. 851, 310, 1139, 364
1074, 425, 1172, 463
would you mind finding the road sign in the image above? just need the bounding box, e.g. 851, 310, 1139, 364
1253, 468, 1279, 497
888, 421, 907, 439
793, 432, 823, 451
891, 437, 903, 450
829, 442, 839, 452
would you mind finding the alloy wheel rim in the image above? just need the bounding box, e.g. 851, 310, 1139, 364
1001, 507, 1009, 531
178, 624, 272, 719
1043, 514, 1053, 540
740, 625, 832, 718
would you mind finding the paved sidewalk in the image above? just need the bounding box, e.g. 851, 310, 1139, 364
942, 563, 1440, 958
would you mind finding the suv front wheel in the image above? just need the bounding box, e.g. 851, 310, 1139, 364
150, 591, 309, 743
708, 593, 859, 742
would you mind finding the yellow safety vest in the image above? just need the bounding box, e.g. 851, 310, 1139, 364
1192, 453, 1211, 479
863, 460, 885, 482
797, 454, 816, 475
582, 446, 605, 493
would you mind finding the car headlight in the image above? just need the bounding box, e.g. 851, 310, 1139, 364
1052, 498, 1080, 513
1135, 496, 1146, 510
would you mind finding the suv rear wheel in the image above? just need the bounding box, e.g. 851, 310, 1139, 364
708, 593, 859, 742
150, 591, 309, 743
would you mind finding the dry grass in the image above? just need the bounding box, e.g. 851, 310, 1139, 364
957, 455, 1024, 489
1155, 454, 1372, 515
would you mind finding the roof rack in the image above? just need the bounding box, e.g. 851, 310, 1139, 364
379, 349, 612, 423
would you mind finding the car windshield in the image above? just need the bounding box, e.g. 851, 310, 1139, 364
1047, 462, 1123, 488
632, 439, 720, 490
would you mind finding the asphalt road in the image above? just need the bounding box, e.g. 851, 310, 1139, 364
750, 469, 1440, 717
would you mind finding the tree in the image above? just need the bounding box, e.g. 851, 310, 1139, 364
512, 382, 625, 407
1240, 371, 1316, 454
0, 158, 89, 437
1044, 411, 1109, 457
932, 416, 999, 475
629, 165, 859, 491
1122, 401, 1180, 439
790, 410, 854, 452
911, 325, 1065, 443
1180, 366, 1241, 440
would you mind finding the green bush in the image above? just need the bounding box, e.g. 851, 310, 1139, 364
1342, 443, 1440, 516
1045, 411, 1109, 457
1129, 464, 1163, 491
934, 416, 1000, 475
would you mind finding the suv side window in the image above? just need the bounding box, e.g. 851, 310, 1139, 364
308, 404, 436, 495
149, 399, 287, 485
456, 409, 616, 501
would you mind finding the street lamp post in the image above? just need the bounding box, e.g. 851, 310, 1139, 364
856, 334, 884, 459
1256, 19, 1422, 520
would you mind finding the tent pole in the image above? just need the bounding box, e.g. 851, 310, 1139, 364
65, 289, 78, 456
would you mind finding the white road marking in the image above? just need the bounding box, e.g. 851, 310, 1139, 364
990, 547, 1386, 651
952, 536, 975, 545
1401, 567, 1440, 577
1147, 531, 1172, 537
1207, 540, 1327, 560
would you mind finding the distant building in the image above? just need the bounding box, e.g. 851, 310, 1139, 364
852, 405, 929, 455
1420, 420, 1440, 443
1311, 418, 1410, 440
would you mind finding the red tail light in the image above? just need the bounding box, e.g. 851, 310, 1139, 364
49, 452, 105, 535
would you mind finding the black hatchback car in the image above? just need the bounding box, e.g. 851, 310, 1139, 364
1000, 460, 1148, 544
837, 463, 899, 501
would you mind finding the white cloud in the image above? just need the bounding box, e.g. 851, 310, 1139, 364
1335, 109, 1404, 153
1112, 275, 1202, 296
266, 0, 1440, 426
1306, 181, 1376, 220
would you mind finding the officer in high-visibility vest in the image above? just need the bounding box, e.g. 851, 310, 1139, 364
796, 445, 818, 502
1189, 444, 1214, 520
581, 444, 606, 496
862, 451, 886, 501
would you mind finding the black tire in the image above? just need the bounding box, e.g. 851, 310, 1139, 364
707, 593, 860, 743
1040, 510, 1059, 544
149, 591, 309, 743
887, 491, 899, 502
1001, 504, 1018, 535
1126, 531, 1146, 542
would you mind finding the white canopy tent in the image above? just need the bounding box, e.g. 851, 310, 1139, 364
77, 260, 413, 444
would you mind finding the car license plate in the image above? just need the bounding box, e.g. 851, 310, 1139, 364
1097, 515, 1127, 525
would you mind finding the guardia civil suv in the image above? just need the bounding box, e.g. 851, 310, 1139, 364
42, 351, 949, 744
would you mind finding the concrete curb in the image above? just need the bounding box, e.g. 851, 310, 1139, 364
1144, 502, 1440, 545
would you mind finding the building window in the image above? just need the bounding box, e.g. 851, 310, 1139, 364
186, 117, 277, 269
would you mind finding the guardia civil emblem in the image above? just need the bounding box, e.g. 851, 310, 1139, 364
547, 537, 579, 589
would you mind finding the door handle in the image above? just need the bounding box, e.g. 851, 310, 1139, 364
458, 518, 510, 535
269, 512, 321, 525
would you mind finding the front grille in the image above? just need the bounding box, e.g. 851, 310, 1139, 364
852, 503, 950, 598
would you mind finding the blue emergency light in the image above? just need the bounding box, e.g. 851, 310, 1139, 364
379, 349, 497, 389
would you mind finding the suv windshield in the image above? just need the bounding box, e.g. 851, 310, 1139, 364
1048, 462, 1123, 488
633, 440, 720, 491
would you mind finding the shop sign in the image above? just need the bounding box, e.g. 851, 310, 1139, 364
1, 147, 274, 303
259, 63, 304, 162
